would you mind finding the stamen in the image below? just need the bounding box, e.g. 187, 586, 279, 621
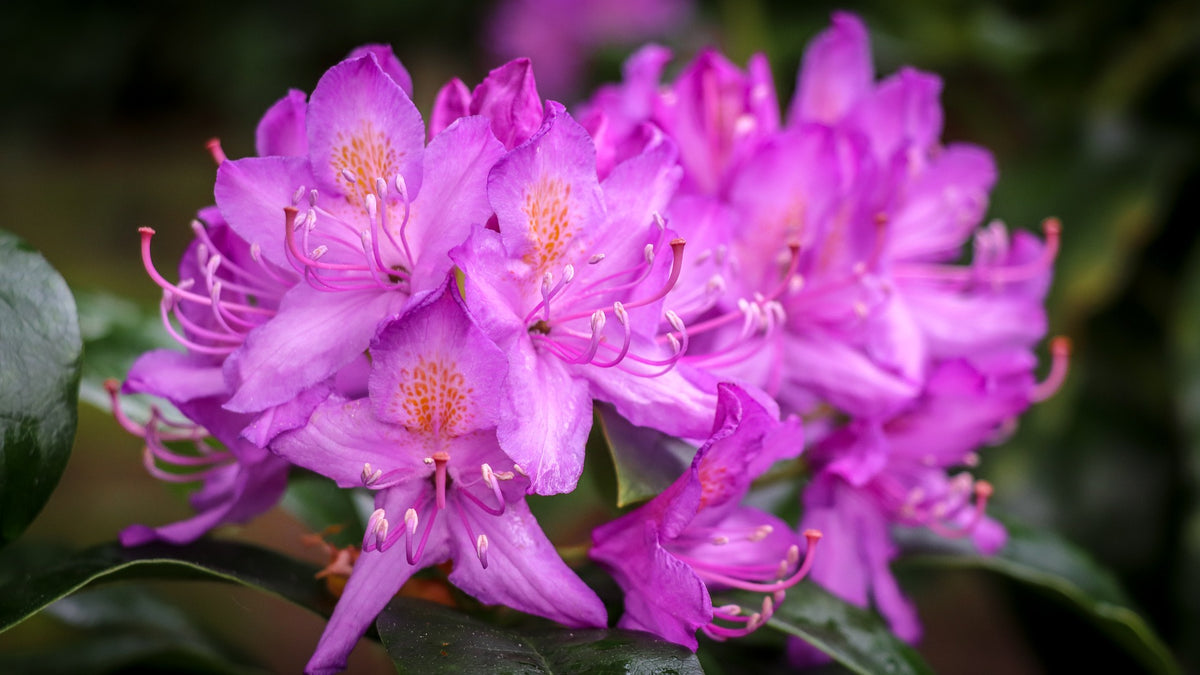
206, 138, 226, 165
1032, 336, 1071, 402
433, 451, 449, 510
476, 534, 490, 569
361, 462, 383, 487
588, 253, 605, 264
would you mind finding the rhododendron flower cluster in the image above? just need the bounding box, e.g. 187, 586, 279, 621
109, 12, 1065, 674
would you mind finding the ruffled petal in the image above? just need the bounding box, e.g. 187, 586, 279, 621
447, 497, 607, 628
255, 89, 308, 157
307, 54, 425, 203
223, 284, 407, 413
496, 338, 592, 495
214, 156, 312, 269
789, 11, 873, 126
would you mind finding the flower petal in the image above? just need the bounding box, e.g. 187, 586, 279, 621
223, 284, 407, 413
255, 89, 308, 157
307, 54, 425, 204
789, 11, 873, 125
447, 496, 607, 628
214, 156, 312, 269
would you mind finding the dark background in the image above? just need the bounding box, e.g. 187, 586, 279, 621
1, 1, 1197, 672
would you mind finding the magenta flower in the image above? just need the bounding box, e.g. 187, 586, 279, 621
272, 278, 606, 675
591, 384, 816, 650
431, 57, 544, 150
487, 0, 690, 98
799, 343, 1070, 640
452, 101, 717, 494
213, 48, 504, 418
110, 207, 296, 545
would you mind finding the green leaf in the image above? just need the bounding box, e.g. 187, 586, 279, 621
720, 584, 933, 675
595, 403, 695, 508
0, 230, 82, 547
74, 288, 176, 419
0, 539, 338, 634
0, 585, 264, 675
898, 520, 1181, 675
376, 596, 704, 674
281, 470, 371, 548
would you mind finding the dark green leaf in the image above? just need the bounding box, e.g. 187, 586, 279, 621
595, 403, 695, 508
377, 597, 704, 675
720, 583, 933, 675
0, 539, 337, 634
898, 520, 1181, 675
0, 585, 263, 675
0, 230, 82, 547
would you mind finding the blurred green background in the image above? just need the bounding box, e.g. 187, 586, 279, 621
1, 0, 1198, 672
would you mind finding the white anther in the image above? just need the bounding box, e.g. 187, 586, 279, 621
613, 302, 628, 326
310, 245, 328, 260
476, 534, 489, 568
562, 264, 575, 283
588, 253, 606, 264
716, 604, 741, 616
767, 301, 786, 325
375, 177, 388, 197
309, 189, 319, 206
788, 276, 805, 294
711, 535, 729, 545
786, 544, 801, 567
748, 525, 773, 542
652, 212, 666, 231
667, 334, 681, 352
341, 168, 357, 183
541, 271, 554, 297
513, 463, 527, 476
305, 209, 318, 230
695, 249, 713, 265
746, 613, 763, 631
481, 463, 496, 487
365, 193, 377, 219
733, 114, 756, 136
665, 309, 685, 333
964, 452, 981, 467
250, 242, 263, 261
361, 463, 383, 486
404, 508, 419, 534
714, 245, 728, 266
423, 456, 435, 465
292, 186, 306, 205
176, 278, 196, 292
394, 174, 408, 198
590, 309, 607, 334
706, 275, 726, 294
291, 211, 306, 231
493, 470, 515, 481
644, 244, 655, 265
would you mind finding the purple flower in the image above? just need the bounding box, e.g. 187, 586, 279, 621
799, 345, 1070, 641
111, 208, 297, 545
591, 384, 816, 650
214, 48, 504, 418
487, 0, 690, 98
431, 58, 544, 150
272, 278, 606, 675
452, 100, 717, 495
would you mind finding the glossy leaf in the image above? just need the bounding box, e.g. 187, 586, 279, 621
595, 403, 695, 507
0, 230, 82, 547
720, 584, 933, 675
376, 596, 704, 675
0, 585, 262, 675
0, 539, 337, 634
898, 520, 1181, 675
